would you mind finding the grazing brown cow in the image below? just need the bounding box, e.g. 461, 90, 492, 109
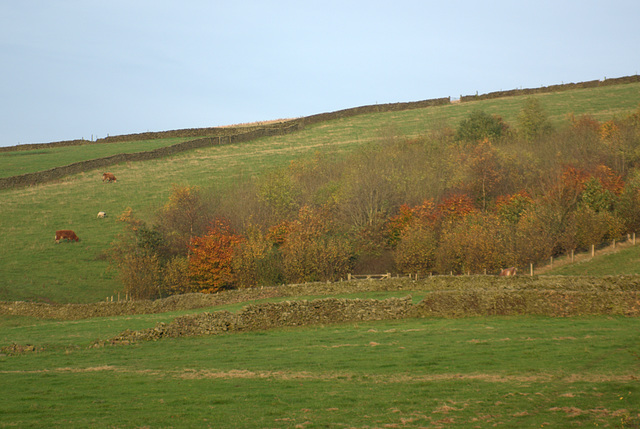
102, 172, 117, 183
499, 267, 517, 276
55, 230, 80, 243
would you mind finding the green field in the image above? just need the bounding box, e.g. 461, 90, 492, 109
544, 243, 640, 276
0, 137, 200, 178
2, 82, 640, 304
1, 314, 638, 428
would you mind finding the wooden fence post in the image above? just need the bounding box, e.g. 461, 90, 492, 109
530, 263, 533, 276
591, 244, 595, 257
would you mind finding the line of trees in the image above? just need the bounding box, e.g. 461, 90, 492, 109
108, 99, 640, 299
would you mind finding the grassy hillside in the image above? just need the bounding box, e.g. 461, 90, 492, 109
0, 137, 202, 178
545, 242, 640, 276
1, 82, 640, 303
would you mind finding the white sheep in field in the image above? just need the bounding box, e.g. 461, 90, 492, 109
97, 211, 107, 219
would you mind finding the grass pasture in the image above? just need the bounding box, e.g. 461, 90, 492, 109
2, 82, 640, 304
0, 137, 200, 178
1, 314, 638, 428
545, 243, 640, 276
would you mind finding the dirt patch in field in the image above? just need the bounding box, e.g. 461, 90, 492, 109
2, 365, 637, 386
548, 406, 631, 418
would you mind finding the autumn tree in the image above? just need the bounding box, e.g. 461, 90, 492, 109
393, 224, 438, 274
464, 139, 504, 210
156, 185, 212, 256
496, 191, 533, 224
232, 226, 283, 288
188, 218, 244, 293
280, 206, 354, 283
436, 193, 476, 229
386, 199, 437, 248
161, 256, 193, 295
436, 213, 513, 274
513, 206, 557, 265
568, 207, 622, 251
615, 169, 640, 233
580, 177, 616, 213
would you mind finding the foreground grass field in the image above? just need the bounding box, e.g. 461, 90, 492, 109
1, 314, 638, 428
2, 82, 640, 304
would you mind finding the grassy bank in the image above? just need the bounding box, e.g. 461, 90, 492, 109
1, 82, 639, 304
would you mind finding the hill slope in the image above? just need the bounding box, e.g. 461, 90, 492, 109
1, 81, 640, 303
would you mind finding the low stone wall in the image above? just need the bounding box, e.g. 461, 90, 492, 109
3, 277, 639, 351
106, 296, 414, 345
460, 75, 640, 102
102, 288, 640, 345
0, 123, 303, 190
3, 275, 640, 321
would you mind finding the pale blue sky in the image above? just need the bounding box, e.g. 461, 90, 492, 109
1, 1, 639, 147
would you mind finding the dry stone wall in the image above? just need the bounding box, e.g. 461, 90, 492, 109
105, 296, 414, 345
460, 75, 640, 102
3, 276, 640, 348
3, 275, 640, 321
3, 74, 639, 190
103, 287, 640, 345
0, 123, 302, 190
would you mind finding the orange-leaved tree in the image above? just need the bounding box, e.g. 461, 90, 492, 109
386, 199, 437, 248
436, 193, 476, 228
436, 212, 513, 275
188, 218, 244, 293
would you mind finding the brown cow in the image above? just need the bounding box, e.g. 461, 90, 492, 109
102, 172, 117, 183
499, 267, 517, 276
55, 230, 80, 243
